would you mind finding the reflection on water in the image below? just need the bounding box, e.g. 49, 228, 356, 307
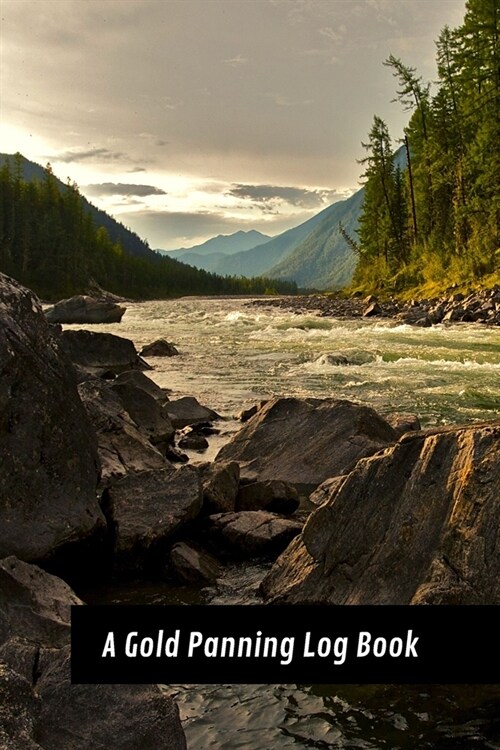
163, 683, 500, 749
68, 297, 500, 748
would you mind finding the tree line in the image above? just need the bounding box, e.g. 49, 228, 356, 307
353, 0, 499, 293
0, 155, 297, 300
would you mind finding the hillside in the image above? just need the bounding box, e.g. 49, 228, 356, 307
0, 153, 155, 260
268, 188, 364, 289
161, 230, 271, 260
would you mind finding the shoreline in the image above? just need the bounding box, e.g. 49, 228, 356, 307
249, 287, 500, 327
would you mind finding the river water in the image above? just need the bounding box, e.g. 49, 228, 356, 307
74, 297, 500, 749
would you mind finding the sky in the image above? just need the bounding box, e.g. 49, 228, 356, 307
1, 0, 466, 250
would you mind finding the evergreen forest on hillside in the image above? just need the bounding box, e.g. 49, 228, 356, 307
354, 0, 499, 294
0, 155, 297, 300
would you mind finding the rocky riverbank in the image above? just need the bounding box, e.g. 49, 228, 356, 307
250, 286, 500, 326
1, 272, 500, 747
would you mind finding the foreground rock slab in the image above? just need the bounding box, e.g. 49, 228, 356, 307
45, 295, 126, 324
216, 397, 396, 492
166, 396, 220, 429
262, 421, 500, 605
0, 274, 103, 563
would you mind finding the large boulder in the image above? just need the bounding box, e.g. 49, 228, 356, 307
44, 295, 126, 324
216, 397, 397, 493
78, 381, 167, 486
262, 421, 500, 605
58, 329, 149, 375
0, 664, 42, 750
0, 274, 103, 562
102, 466, 203, 570
200, 461, 240, 514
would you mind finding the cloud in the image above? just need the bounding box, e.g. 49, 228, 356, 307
54, 147, 128, 164
227, 184, 344, 209
84, 182, 167, 197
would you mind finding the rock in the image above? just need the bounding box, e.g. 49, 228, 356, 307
113, 370, 170, 403
262, 421, 500, 605
166, 396, 220, 429
140, 338, 179, 357
44, 295, 126, 324
170, 542, 222, 585
363, 302, 382, 317
109, 382, 175, 446
78, 381, 167, 486
237, 480, 299, 514
0, 663, 42, 750
0, 558, 187, 750
178, 433, 209, 451
200, 461, 240, 514
385, 412, 421, 437
363, 295, 378, 304
216, 397, 396, 493
102, 466, 202, 570
237, 401, 268, 422
208, 511, 302, 559
0, 557, 82, 650
166, 446, 190, 463
36, 647, 186, 750
58, 329, 150, 375
0, 274, 103, 563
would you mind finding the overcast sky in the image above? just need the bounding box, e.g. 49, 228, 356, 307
1, 0, 465, 249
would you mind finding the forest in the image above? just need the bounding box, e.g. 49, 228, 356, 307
0, 155, 297, 300
353, 0, 499, 295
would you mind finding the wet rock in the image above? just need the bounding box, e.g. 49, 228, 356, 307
166, 446, 190, 463
208, 511, 302, 558
109, 381, 175, 446
166, 396, 220, 429
36, 647, 186, 750
0, 274, 103, 563
78, 380, 167, 486
45, 295, 125, 324
170, 542, 222, 585
103, 466, 202, 570
216, 397, 396, 493
237, 401, 268, 422
262, 421, 500, 605
113, 369, 170, 403
140, 338, 179, 357
237, 480, 299, 514
200, 461, 240, 514
58, 329, 150, 375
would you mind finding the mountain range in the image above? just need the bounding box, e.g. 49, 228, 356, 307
160, 189, 364, 289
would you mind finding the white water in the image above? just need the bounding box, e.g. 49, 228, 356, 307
72, 297, 500, 427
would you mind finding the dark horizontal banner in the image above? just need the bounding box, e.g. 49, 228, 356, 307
71, 604, 499, 684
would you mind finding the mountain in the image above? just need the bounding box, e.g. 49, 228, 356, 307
0, 153, 155, 260
158, 230, 272, 273
161, 230, 271, 258
268, 188, 364, 289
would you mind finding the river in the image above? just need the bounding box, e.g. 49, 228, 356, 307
73, 296, 500, 749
